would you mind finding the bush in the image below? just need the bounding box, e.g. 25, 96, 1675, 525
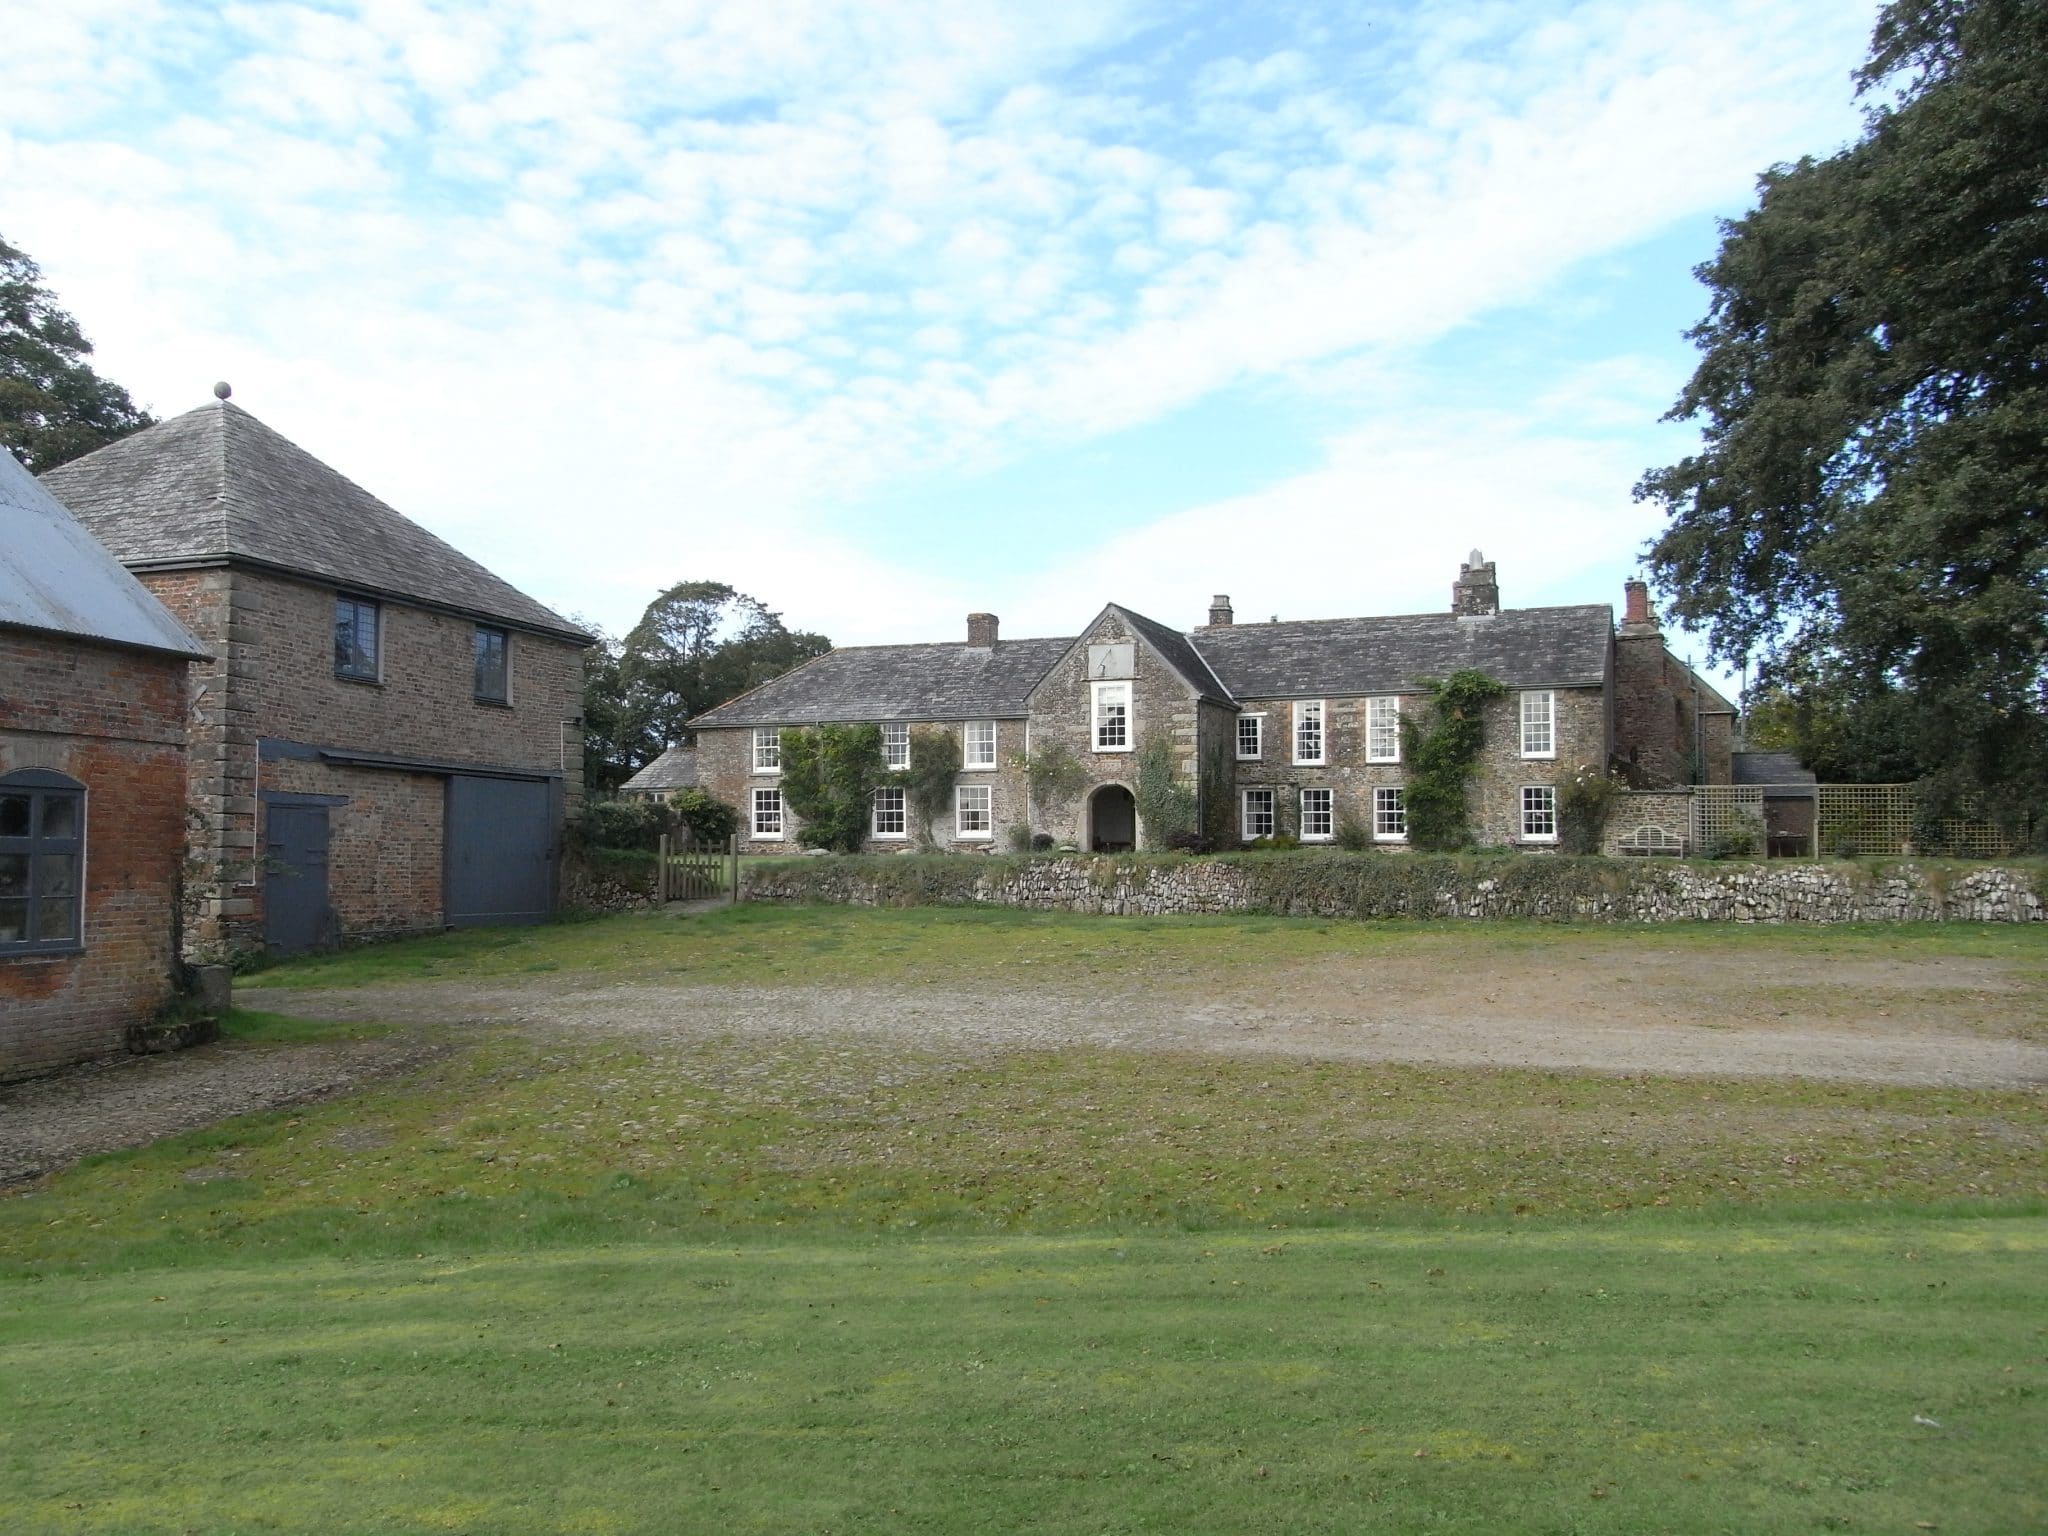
667, 787, 738, 845
1005, 822, 1035, 854
576, 797, 669, 852
1165, 827, 1209, 853
1334, 815, 1372, 851
1557, 764, 1624, 855
1032, 833, 1056, 851
1243, 834, 1301, 852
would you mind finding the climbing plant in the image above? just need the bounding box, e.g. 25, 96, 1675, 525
1556, 763, 1624, 855
779, 723, 885, 852
903, 727, 961, 847
1132, 735, 1199, 851
1399, 669, 1508, 851
1015, 739, 1089, 823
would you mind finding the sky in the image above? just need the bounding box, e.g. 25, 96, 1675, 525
2, 0, 1880, 685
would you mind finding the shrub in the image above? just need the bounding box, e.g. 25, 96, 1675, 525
781, 724, 886, 853
667, 787, 738, 845
1334, 815, 1372, 851
1032, 833, 1056, 851
1556, 763, 1624, 855
1165, 827, 1209, 853
1132, 736, 1199, 851
576, 797, 669, 851
1005, 822, 1035, 854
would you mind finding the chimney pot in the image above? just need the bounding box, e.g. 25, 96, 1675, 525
1451, 551, 1500, 617
1207, 593, 1234, 627
966, 612, 999, 647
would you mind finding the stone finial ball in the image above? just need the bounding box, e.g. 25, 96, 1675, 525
213, 381, 232, 400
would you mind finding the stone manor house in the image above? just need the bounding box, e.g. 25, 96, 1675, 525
691, 554, 1735, 854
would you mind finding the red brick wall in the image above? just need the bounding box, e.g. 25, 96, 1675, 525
0, 632, 192, 1080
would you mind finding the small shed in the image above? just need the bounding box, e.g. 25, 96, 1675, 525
1731, 751, 1819, 858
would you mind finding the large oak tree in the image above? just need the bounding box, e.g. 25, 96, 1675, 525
1636, 0, 2046, 835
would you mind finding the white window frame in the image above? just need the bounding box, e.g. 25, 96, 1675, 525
871, 785, 907, 839
1366, 696, 1401, 764
753, 726, 783, 774
881, 722, 910, 770
1240, 786, 1275, 841
1293, 699, 1326, 766
955, 783, 993, 839
963, 719, 998, 770
1521, 785, 1558, 843
752, 787, 785, 840
1299, 787, 1334, 842
1236, 713, 1264, 760
1091, 681, 1132, 753
1373, 785, 1407, 843
1519, 690, 1555, 760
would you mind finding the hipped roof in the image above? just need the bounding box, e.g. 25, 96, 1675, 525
40, 401, 591, 644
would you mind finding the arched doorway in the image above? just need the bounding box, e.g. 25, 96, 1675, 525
1089, 784, 1137, 852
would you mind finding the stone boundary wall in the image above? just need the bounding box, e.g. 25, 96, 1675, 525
562, 847, 661, 914
740, 852, 2044, 924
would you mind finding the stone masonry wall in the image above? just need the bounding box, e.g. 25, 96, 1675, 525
741, 852, 2044, 924
261, 757, 446, 941
140, 566, 583, 955
0, 633, 194, 1080
1601, 790, 1696, 855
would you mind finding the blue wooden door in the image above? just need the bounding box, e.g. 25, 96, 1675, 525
445, 776, 555, 928
264, 803, 333, 954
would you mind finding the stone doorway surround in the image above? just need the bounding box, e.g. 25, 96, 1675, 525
1088, 783, 1137, 852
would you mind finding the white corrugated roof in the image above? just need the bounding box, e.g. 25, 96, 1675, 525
0, 449, 209, 659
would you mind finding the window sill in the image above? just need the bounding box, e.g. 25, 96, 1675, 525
1374, 835, 1408, 844
1, 944, 85, 961
1520, 752, 1557, 762
957, 832, 994, 841
1293, 760, 1327, 768
335, 672, 382, 687
473, 697, 513, 710
1092, 745, 1133, 754
961, 764, 999, 773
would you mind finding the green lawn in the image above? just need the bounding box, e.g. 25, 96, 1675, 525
4, 907, 2045, 1533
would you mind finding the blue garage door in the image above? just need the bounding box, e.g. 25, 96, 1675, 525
445, 776, 556, 928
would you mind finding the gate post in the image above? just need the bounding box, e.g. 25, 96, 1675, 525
658, 832, 670, 902
728, 833, 739, 903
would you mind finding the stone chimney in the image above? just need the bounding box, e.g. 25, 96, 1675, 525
1451, 549, 1499, 617
1621, 579, 1658, 635
1207, 594, 1234, 627
966, 612, 999, 647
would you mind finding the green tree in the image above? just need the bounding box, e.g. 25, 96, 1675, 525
619, 582, 829, 753
1635, 0, 2047, 834
1, 234, 155, 471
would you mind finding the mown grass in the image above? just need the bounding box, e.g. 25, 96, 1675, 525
242, 899, 2048, 995
4, 909, 2044, 1532
2, 1222, 2042, 1534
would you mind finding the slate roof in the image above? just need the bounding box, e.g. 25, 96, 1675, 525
1193, 605, 1613, 698
0, 449, 208, 660
39, 401, 591, 644
1732, 751, 1817, 788
1111, 604, 1231, 701
692, 636, 1073, 727
621, 745, 699, 793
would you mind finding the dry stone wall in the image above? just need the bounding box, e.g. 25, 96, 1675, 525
740, 852, 2043, 924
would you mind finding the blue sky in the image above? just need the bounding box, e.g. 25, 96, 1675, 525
2, 1, 1878, 683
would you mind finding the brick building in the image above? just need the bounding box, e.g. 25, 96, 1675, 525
41, 396, 593, 956
691, 553, 1734, 854
1, 450, 209, 1080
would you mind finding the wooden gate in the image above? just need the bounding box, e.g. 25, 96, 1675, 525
658, 834, 735, 901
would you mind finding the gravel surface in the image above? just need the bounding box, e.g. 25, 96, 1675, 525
7, 949, 2041, 1189
0, 1035, 450, 1187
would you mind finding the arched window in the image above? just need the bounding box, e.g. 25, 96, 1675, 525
0, 768, 85, 954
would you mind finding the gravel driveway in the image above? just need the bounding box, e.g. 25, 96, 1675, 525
7, 948, 2042, 1188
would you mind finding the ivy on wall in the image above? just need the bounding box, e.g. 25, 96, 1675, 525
1399, 669, 1509, 851
779, 724, 885, 852
904, 728, 961, 847
1133, 736, 1199, 850
1016, 739, 1089, 827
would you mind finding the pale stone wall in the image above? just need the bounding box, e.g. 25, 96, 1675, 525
741, 854, 2044, 924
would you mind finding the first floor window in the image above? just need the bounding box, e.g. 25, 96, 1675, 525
1373, 786, 1407, 841
1092, 682, 1131, 751
1294, 700, 1325, 764
882, 722, 910, 769
1521, 785, 1557, 841
1520, 690, 1555, 758
1236, 714, 1263, 759
752, 788, 784, 839
956, 784, 993, 838
964, 719, 997, 768
1367, 696, 1401, 762
872, 786, 906, 838
754, 727, 782, 772
334, 594, 379, 681
0, 769, 84, 952
1300, 787, 1334, 841
473, 626, 509, 703
1241, 787, 1275, 840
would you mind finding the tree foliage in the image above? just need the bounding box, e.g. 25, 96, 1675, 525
580, 583, 830, 792
1399, 670, 1507, 852
1, 234, 156, 471
780, 724, 886, 853
1635, 0, 2047, 832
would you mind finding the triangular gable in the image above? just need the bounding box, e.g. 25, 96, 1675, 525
1026, 602, 1232, 709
